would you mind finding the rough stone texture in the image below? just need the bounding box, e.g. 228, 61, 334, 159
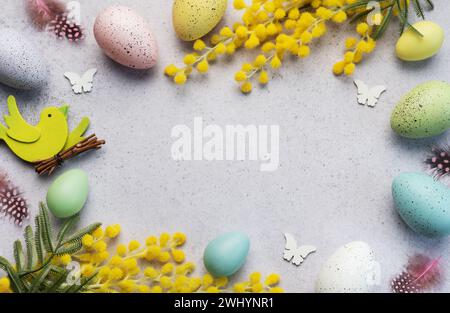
0, 0, 449, 292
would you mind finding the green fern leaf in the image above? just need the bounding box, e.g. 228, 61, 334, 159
63, 222, 102, 245
24, 225, 35, 270
0, 256, 11, 272
39, 203, 54, 253
342, 0, 373, 11
373, 6, 394, 39
412, 0, 425, 19
349, 7, 374, 23
56, 240, 82, 255
34, 216, 44, 264
65, 273, 97, 293
46, 270, 69, 293
425, 0, 434, 9
0, 256, 25, 293
56, 215, 79, 248
13, 240, 25, 272
29, 265, 53, 293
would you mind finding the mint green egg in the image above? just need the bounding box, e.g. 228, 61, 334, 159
203, 232, 250, 277
46, 169, 89, 218
392, 172, 450, 237
391, 81, 450, 138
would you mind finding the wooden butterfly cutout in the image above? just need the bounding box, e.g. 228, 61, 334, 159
283, 233, 316, 266
64, 68, 97, 94
354, 79, 386, 107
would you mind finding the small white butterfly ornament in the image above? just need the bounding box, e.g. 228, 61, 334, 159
64, 68, 97, 94
354, 79, 387, 107
283, 233, 316, 266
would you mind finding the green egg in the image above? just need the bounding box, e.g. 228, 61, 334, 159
391, 81, 450, 138
46, 169, 89, 218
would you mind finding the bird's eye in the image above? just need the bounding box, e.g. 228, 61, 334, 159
48, 114, 52, 118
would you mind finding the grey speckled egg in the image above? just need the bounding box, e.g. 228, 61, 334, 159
391, 81, 450, 138
173, 0, 228, 41
0, 29, 48, 90
94, 6, 158, 70
316, 241, 378, 293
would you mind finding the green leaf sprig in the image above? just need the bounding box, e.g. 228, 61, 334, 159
0, 203, 101, 293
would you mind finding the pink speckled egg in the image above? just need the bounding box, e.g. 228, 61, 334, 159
94, 6, 158, 69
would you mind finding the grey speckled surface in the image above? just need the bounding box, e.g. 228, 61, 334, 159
0, 0, 449, 293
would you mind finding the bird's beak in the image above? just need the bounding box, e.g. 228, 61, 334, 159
59, 105, 69, 118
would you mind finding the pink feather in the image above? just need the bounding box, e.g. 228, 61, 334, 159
0, 172, 30, 226
391, 254, 442, 293
25, 0, 65, 29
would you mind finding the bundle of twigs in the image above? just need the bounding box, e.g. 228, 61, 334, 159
34, 134, 105, 175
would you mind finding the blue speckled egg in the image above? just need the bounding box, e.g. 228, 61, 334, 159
203, 232, 249, 277
0, 29, 48, 90
392, 172, 450, 237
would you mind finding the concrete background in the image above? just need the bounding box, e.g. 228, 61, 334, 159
0, 0, 449, 293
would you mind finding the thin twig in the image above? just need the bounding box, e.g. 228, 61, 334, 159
34, 134, 105, 175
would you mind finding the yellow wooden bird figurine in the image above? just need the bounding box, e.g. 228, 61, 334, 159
0, 96, 90, 163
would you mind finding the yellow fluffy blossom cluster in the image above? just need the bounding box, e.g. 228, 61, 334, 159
165, 0, 382, 93
0, 277, 12, 293
70, 226, 282, 293
333, 22, 376, 75
233, 272, 283, 293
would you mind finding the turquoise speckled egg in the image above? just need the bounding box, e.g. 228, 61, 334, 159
392, 172, 450, 237
46, 169, 89, 218
203, 232, 250, 277
391, 81, 450, 138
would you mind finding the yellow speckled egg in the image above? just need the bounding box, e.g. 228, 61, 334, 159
396, 21, 444, 61
173, 0, 228, 41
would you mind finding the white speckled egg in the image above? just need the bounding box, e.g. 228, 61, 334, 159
173, 0, 228, 41
0, 29, 48, 90
94, 6, 158, 69
316, 241, 379, 293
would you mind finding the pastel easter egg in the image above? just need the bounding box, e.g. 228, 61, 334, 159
203, 231, 249, 277
46, 169, 89, 218
392, 172, 450, 237
396, 21, 444, 61
316, 241, 378, 293
173, 0, 228, 41
94, 6, 158, 69
391, 81, 450, 138
0, 29, 48, 90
